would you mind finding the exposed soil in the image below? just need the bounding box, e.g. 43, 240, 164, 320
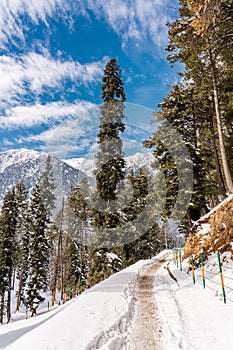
184, 194, 233, 261
127, 260, 166, 350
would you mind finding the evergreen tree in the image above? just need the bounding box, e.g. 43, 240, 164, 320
14, 182, 30, 312
88, 249, 122, 287
144, 83, 209, 225
39, 154, 56, 219
166, 0, 233, 194
67, 178, 91, 290
95, 58, 126, 206
25, 184, 49, 316
0, 188, 18, 323
66, 239, 81, 295
88, 59, 127, 285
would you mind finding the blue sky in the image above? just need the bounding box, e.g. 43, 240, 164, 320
0, 0, 180, 159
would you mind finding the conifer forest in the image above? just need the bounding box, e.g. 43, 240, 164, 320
0, 0, 232, 324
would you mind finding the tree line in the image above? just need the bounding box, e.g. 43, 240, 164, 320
0, 59, 167, 323
0, 0, 232, 322
144, 0, 233, 234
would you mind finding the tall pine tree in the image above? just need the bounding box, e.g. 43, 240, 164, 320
0, 188, 18, 323
89, 59, 126, 284
25, 184, 49, 316
95, 58, 126, 207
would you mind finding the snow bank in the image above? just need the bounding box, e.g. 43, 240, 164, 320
155, 254, 233, 350
0, 251, 169, 350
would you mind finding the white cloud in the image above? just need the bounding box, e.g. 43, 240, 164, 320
0, 0, 67, 48
0, 1, 173, 51
0, 100, 98, 129
0, 52, 108, 105
10, 100, 99, 158
80, 0, 171, 49
2, 138, 14, 146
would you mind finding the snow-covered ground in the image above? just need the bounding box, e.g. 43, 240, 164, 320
1, 250, 233, 350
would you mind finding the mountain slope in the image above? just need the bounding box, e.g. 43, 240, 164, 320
63, 152, 156, 178
184, 194, 233, 261
0, 149, 83, 212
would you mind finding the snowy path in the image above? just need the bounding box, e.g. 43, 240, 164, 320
1, 251, 233, 349
126, 259, 166, 349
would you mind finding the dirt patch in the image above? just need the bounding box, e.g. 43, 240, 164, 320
127, 260, 165, 350
184, 194, 233, 261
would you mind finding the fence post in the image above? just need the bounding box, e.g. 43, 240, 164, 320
191, 255, 195, 284
200, 253, 205, 288
217, 252, 226, 304
173, 248, 177, 266
179, 249, 182, 271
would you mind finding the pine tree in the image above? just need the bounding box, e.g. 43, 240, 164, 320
25, 184, 49, 316
88, 59, 127, 285
67, 178, 91, 291
39, 154, 56, 219
14, 182, 30, 312
0, 188, 18, 323
95, 58, 126, 206
167, 0, 233, 194
66, 239, 81, 295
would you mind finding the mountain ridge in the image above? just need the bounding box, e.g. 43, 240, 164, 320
0, 149, 156, 212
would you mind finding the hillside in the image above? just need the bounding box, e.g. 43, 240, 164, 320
0, 149, 157, 213
63, 152, 156, 178
184, 194, 233, 261
0, 149, 82, 213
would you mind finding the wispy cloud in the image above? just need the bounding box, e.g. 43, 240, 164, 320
11, 100, 99, 158
0, 1, 173, 51
0, 100, 98, 129
80, 0, 172, 49
0, 0, 68, 49
0, 52, 108, 106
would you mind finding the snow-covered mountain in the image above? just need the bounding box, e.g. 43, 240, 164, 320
63, 152, 156, 178
0, 149, 156, 213
0, 149, 85, 212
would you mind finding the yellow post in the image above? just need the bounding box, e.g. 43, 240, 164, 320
218, 252, 226, 303
200, 253, 205, 288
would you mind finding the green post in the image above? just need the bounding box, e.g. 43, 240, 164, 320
179, 249, 182, 271
200, 253, 205, 288
217, 252, 226, 304
67, 289, 71, 299
191, 255, 195, 284
48, 301, 50, 312
7, 310, 11, 323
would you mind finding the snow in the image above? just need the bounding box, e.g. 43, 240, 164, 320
1, 250, 233, 350
63, 152, 156, 179
196, 223, 211, 236
0, 149, 42, 173
197, 194, 233, 223
155, 254, 233, 349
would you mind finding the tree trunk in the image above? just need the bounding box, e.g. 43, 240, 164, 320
209, 48, 233, 193
51, 242, 60, 307
60, 199, 64, 302
161, 220, 168, 249
0, 292, 5, 324
6, 289, 11, 323
209, 113, 227, 198
15, 258, 24, 312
